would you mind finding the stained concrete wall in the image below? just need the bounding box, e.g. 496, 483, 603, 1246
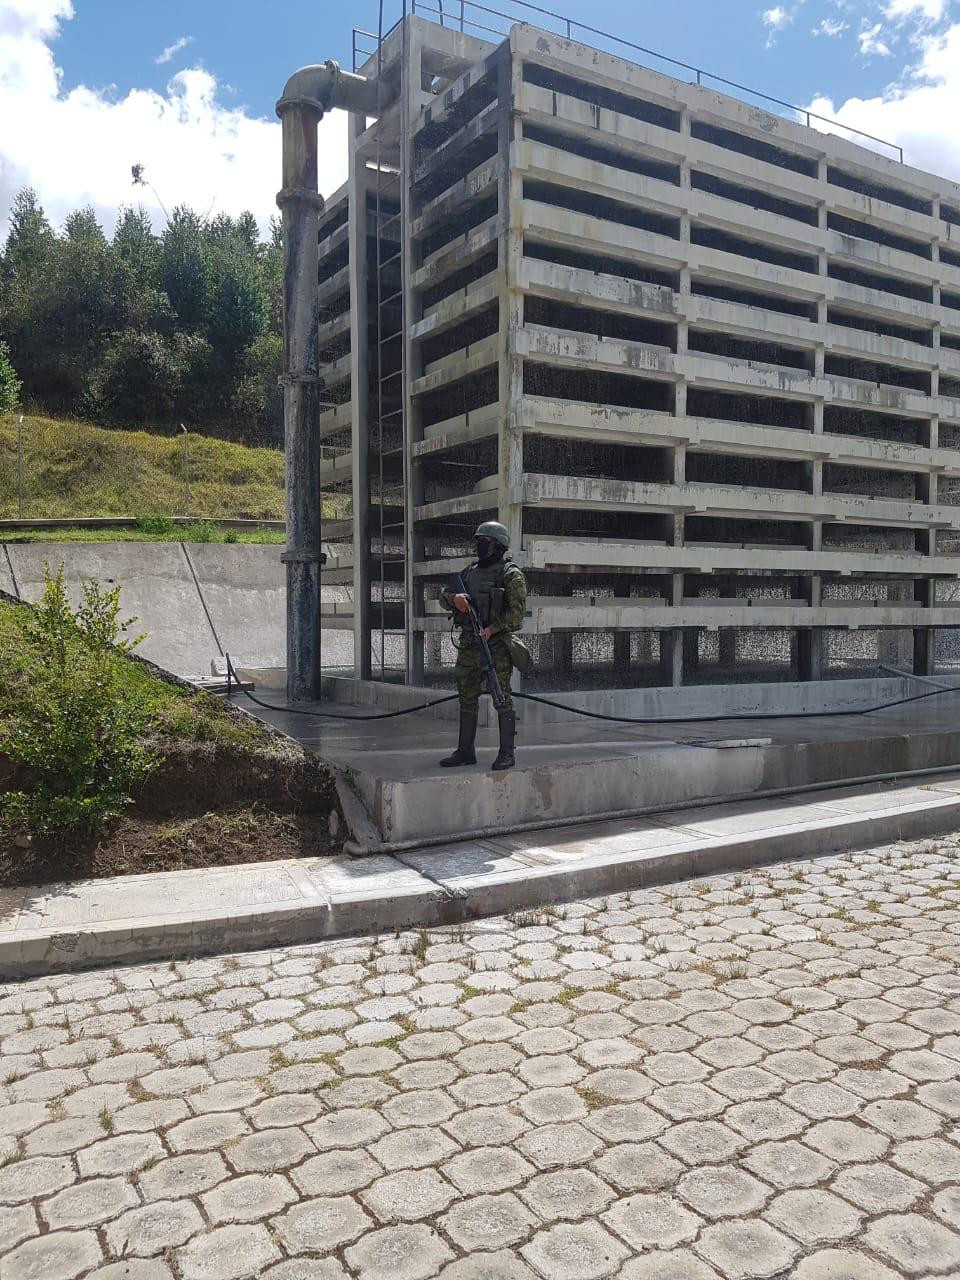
2, 543, 288, 683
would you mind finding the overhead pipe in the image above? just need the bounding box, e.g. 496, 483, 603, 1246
276, 61, 380, 702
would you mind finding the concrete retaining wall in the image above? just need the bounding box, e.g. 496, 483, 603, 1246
2, 542, 287, 683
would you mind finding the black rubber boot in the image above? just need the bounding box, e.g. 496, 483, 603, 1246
491, 709, 516, 771
439, 710, 478, 767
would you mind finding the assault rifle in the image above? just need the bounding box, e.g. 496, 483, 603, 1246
450, 572, 510, 711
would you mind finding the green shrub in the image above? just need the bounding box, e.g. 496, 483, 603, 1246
134, 513, 175, 537
181, 518, 218, 543
224, 529, 239, 543
0, 340, 20, 413
0, 566, 157, 833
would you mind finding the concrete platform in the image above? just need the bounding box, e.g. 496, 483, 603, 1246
3, 771, 960, 977
228, 684, 960, 844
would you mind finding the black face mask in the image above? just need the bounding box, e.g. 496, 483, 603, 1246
475, 539, 501, 565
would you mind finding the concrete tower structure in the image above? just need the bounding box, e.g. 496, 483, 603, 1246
311, 9, 960, 709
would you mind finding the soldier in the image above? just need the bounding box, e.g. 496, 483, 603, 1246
438, 521, 527, 771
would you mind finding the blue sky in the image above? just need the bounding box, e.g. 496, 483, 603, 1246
2, 0, 958, 240
54, 0, 915, 121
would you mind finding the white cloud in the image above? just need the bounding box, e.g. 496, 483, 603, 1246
813, 16, 848, 35
884, 0, 946, 22
859, 20, 893, 54
0, 0, 348, 240
807, 21, 960, 181
155, 36, 193, 66
761, 5, 793, 44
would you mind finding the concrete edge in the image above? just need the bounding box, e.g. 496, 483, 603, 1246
2, 791, 959, 979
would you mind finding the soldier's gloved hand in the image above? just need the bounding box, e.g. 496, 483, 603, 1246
452, 593, 470, 613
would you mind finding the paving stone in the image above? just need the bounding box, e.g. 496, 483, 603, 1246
77, 1132, 164, 1177
226, 1125, 313, 1172
592, 1140, 682, 1193
201, 1171, 297, 1223
741, 1139, 834, 1189
442, 1146, 536, 1194
361, 1168, 458, 1222
291, 1148, 381, 1195
0, 1229, 102, 1280
176, 1224, 282, 1280
516, 1120, 605, 1168
439, 1191, 539, 1251
782, 1082, 860, 1120
676, 1166, 772, 1218
520, 1221, 630, 1280
167, 1111, 250, 1153
139, 1152, 230, 1200
444, 1105, 529, 1148
577, 1067, 650, 1101
583, 1101, 669, 1143
695, 1219, 800, 1280
41, 1175, 139, 1229
22, 1115, 104, 1156
382, 1088, 458, 1127
246, 1092, 325, 1128
274, 1195, 373, 1253
519, 1167, 617, 1221
890, 1135, 960, 1183
0, 1203, 38, 1255
803, 1119, 889, 1163
306, 1107, 391, 1151
603, 1191, 702, 1249
368, 1125, 459, 1170
0, 1154, 75, 1202
931, 1185, 960, 1226
92, 1263, 176, 1280
649, 1083, 729, 1121
790, 1251, 901, 1280
260, 1260, 346, 1280
436, 1252, 539, 1280
763, 1188, 863, 1245
864, 1212, 960, 1275
105, 1199, 204, 1257
831, 1162, 926, 1212
659, 1120, 745, 1164
343, 1223, 454, 1280
618, 1253, 722, 1280
863, 1098, 942, 1139
518, 1085, 587, 1124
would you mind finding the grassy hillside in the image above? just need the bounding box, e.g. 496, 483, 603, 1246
0, 413, 285, 521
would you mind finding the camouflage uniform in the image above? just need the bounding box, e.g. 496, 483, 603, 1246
440, 558, 526, 714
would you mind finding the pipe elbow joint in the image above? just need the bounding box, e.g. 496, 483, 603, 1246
277, 59, 378, 119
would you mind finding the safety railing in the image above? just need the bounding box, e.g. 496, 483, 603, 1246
355, 0, 903, 163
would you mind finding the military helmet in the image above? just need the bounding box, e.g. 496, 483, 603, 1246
474, 520, 510, 549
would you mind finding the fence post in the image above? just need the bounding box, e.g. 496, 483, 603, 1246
17, 414, 24, 520
180, 423, 190, 518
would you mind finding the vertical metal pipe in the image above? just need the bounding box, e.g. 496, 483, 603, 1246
180, 423, 190, 518
17, 414, 24, 520
279, 103, 323, 702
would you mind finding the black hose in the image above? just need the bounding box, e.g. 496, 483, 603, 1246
514, 681, 960, 726
224, 654, 459, 720
224, 653, 960, 726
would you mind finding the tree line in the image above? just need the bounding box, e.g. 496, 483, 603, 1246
0, 189, 284, 444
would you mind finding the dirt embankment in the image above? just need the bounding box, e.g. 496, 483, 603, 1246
0, 737, 345, 887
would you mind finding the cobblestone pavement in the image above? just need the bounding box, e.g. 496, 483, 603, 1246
2, 838, 960, 1280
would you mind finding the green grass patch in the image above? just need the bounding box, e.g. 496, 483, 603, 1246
1, 411, 350, 525
1, 521, 286, 545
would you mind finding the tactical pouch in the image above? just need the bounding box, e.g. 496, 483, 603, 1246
490, 586, 505, 621
507, 634, 533, 674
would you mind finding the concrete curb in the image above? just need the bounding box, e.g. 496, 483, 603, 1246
3, 781, 960, 979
